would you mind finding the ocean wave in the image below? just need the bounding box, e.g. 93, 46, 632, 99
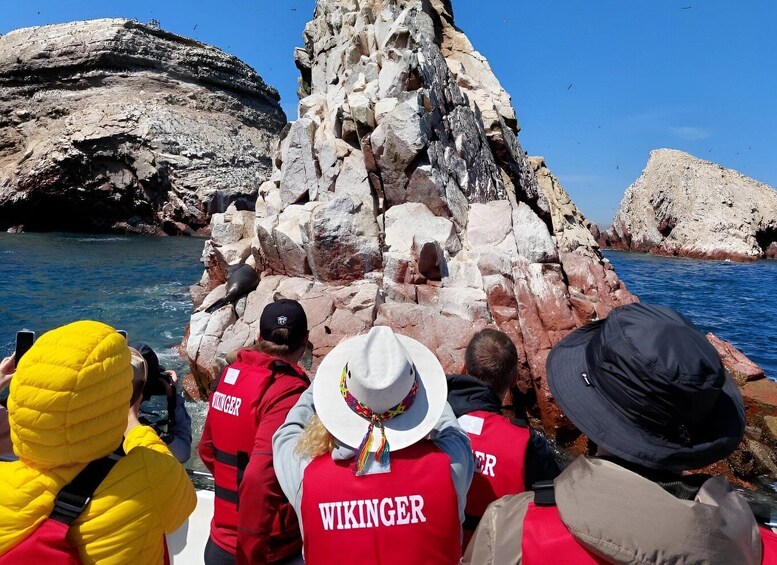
72, 237, 131, 242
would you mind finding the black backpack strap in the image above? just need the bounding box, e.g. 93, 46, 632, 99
532, 480, 556, 506
51, 452, 122, 525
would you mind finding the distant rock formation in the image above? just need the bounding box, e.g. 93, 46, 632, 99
0, 19, 286, 235
601, 149, 777, 261
184, 0, 635, 444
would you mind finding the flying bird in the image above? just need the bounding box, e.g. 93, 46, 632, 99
503, 19, 509, 24
193, 24, 198, 30
567, 83, 573, 90
681, 6, 692, 9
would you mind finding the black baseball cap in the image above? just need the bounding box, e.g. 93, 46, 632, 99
260, 299, 308, 345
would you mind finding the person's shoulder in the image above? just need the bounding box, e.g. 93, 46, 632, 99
265, 369, 310, 399
483, 490, 535, 529
0, 460, 58, 510
113, 445, 192, 506
121, 432, 188, 477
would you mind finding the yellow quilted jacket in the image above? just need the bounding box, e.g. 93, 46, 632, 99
0, 321, 196, 564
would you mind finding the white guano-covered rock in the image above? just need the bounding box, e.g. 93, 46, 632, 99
602, 149, 777, 261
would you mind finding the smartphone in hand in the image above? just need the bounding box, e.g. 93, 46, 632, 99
15, 330, 35, 362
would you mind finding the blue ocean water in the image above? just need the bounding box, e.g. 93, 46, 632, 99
0, 232, 212, 471
0, 232, 205, 374
2, 234, 773, 381
604, 250, 777, 379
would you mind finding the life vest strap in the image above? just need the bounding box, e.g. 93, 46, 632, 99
213, 448, 250, 507
214, 447, 249, 486
215, 485, 240, 505
532, 480, 556, 506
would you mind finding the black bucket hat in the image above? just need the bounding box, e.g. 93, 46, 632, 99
547, 303, 745, 472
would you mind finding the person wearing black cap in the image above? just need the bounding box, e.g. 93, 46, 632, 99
199, 299, 310, 565
463, 303, 774, 564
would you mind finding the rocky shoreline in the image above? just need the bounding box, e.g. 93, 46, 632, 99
183, 0, 636, 438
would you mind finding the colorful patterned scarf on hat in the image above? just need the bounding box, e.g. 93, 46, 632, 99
340, 365, 419, 475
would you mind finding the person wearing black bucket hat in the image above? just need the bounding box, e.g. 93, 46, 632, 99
199, 299, 311, 565
464, 303, 776, 565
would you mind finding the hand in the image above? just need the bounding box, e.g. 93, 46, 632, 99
126, 396, 142, 435
0, 355, 15, 392
0, 355, 15, 378
0, 373, 11, 393
165, 370, 178, 384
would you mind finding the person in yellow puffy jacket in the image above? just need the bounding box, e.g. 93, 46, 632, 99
0, 320, 196, 564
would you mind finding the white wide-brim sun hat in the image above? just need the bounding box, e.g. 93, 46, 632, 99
313, 326, 447, 452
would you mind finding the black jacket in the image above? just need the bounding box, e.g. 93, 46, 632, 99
446, 374, 561, 488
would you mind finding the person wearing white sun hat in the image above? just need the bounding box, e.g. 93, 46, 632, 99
273, 326, 474, 564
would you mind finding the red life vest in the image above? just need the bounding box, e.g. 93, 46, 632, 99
0, 451, 171, 565
458, 410, 529, 545
207, 351, 307, 553
0, 519, 82, 564
522, 502, 607, 564
761, 527, 777, 564
301, 440, 462, 565
523, 502, 777, 564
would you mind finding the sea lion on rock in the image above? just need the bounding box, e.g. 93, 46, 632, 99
205, 263, 260, 313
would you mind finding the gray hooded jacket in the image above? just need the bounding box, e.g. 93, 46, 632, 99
463, 456, 762, 564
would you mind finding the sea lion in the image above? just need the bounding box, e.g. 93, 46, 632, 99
205, 263, 260, 313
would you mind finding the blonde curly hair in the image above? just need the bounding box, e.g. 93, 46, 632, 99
295, 414, 337, 459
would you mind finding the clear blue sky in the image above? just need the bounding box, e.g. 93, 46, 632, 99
3, 1, 776, 226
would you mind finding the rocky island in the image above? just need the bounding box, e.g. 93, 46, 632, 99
0, 19, 286, 235
601, 148, 777, 261
180, 0, 777, 482
185, 0, 634, 444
